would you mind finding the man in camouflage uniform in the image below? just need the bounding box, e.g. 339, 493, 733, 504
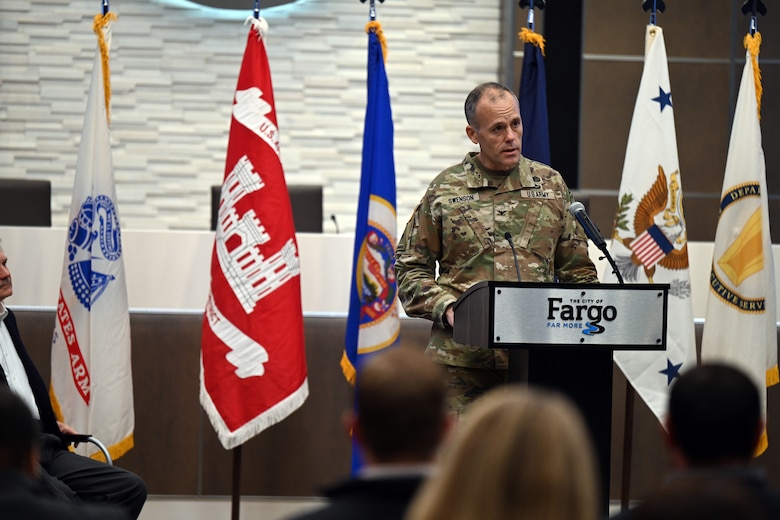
395, 82, 598, 414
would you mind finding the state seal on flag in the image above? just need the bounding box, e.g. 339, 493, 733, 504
358, 227, 396, 323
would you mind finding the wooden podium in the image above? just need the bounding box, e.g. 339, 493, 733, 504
452, 281, 668, 512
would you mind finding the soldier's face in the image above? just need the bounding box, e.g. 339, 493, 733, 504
0, 249, 12, 303
466, 92, 523, 172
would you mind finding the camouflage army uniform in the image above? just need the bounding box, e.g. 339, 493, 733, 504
396, 152, 598, 410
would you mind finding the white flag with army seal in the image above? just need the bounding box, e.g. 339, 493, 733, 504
50, 11, 134, 461
603, 25, 697, 425
701, 32, 778, 455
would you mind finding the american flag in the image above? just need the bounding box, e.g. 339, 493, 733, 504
630, 224, 674, 268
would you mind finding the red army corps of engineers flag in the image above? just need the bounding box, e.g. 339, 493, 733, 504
201, 18, 308, 450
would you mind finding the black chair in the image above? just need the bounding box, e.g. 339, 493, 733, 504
211, 184, 323, 233
0, 179, 51, 226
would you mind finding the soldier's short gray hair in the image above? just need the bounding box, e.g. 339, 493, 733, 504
464, 82, 517, 128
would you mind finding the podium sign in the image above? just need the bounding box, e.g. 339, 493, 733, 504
453, 281, 667, 351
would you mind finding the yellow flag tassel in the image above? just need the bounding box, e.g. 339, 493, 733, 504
93, 12, 117, 123
518, 26, 545, 56
366, 20, 387, 63
340, 350, 357, 386
744, 32, 762, 120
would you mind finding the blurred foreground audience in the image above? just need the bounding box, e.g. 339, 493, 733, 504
286, 347, 451, 520
0, 387, 130, 520
611, 363, 780, 520
405, 384, 600, 520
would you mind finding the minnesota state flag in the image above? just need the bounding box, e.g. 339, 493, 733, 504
604, 25, 696, 425
701, 32, 778, 455
341, 21, 399, 385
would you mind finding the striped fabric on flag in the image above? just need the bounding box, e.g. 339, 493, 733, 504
49, 11, 134, 461
630, 224, 674, 268
200, 18, 308, 450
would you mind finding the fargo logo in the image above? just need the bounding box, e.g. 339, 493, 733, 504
546, 297, 617, 335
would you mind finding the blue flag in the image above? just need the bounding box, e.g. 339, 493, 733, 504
518, 28, 550, 165
341, 24, 399, 386
342, 22, 400, 475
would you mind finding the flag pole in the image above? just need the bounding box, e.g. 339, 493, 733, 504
360, 0, 386, 21
618, 2, 668, 512
740, 0, 766, 36
640, 0, 665, 25
231, 445, 242, 520
518, 0, 546, 30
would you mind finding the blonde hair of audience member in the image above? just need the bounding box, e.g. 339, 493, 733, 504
405, 385, 599, 520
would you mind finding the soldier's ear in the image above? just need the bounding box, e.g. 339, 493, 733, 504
466, 125, 479, 144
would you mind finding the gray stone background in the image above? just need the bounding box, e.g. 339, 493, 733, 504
0, 0, 500, 232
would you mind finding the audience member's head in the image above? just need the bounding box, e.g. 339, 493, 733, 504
405, 385, 599, 520
0, 387, 38, 476
350, 347, 449, 466
0, 238, 12, 304
666, 362, 762, 468
629, 473, 768, 520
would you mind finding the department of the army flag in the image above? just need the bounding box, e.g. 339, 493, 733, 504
341, 21, 399, 385
201, 18, 308, 450
701, 32, 778, 455
605, 25, 697, 425
50, 11, 134, 461
517, 27, 550, 165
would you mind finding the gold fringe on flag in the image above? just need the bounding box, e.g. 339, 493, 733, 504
518, 26, 545, 56
92, 12, 117, 124
744, 31, 762, 120
340, 351, 356, 385
366, 20, 387, 63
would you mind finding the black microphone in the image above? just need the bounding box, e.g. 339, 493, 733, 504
568, 201, 606, 250
504, 232, 522, 282
330, 214, 340, 234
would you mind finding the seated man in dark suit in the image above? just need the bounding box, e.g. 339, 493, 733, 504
287, 347, 452, 520
0, 387, 130, 520
612, 363, 780, 520
0, 241, 147, 518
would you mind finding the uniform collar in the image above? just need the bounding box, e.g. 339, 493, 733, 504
462, 152, 541, 192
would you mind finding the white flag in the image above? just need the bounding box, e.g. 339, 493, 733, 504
50, 12, 134, 461
701, 33, 778, 455
605, 25, 697, 424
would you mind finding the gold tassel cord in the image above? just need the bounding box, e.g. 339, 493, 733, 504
744, 31, 762, 120
366, 20, 387, 63
93, 12, 117, 124
518, 26, 545, 56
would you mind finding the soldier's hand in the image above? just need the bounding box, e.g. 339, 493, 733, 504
445, 305, 455, 328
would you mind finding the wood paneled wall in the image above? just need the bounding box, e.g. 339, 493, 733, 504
12, 310, 780, 500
